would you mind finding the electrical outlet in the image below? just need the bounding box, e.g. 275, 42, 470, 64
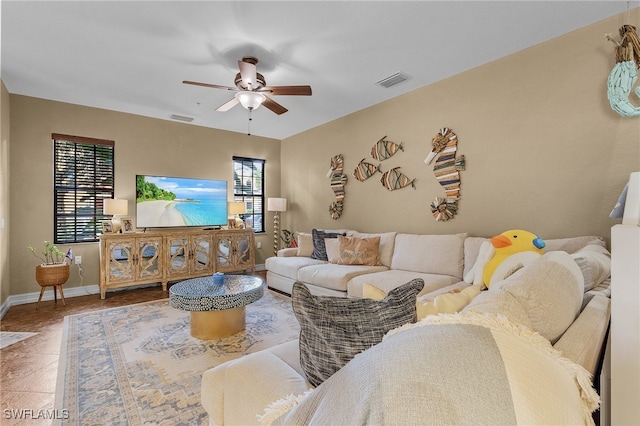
75, 255, 82, 265
256, 241, 262, 249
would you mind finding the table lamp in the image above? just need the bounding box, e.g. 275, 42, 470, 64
267, 198, 287, 256
228, 201, 247, 229
103, 198, 128, 233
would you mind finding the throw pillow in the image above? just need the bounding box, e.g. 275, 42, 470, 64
570, 244, 611, 292
292, 279, 424, 387
338, 235, 381, 266
324, 239, 341, 263
296, 232, 314, 257
464, 251, 583, 343
363, 282, 429, 320
420, 285, 482, 318
350, 231, 397, 267
310, 229, 344, 260
364, 283, 481, 320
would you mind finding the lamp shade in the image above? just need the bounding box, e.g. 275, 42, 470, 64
103, 198, 128, 215
228, 201, 247, 215
235, 91, 266, 111
267, 198, 287, 212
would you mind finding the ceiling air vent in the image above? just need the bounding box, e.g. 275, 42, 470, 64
170, 114, 194, 123
375, 72, 409, 88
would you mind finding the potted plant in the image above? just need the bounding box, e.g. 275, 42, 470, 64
28, 241, 71, 287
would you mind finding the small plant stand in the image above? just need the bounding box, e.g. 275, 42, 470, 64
35, 264, 70, 309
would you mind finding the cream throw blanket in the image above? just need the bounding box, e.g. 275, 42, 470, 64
260, 312, 599, 425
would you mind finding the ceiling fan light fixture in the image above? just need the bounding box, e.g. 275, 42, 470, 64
235, 91, 266, 110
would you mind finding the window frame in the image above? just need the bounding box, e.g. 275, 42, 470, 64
53, 133, 115, 244
233, 156, 265, 233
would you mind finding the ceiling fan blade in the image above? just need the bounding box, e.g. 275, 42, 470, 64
262, 96, 288, 115
216, 97, 240, 112
183, 80, 238, 91
238, 60, 258, 90
261, 85, 312, 96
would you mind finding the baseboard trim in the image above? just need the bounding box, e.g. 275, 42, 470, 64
0, 264, 266, 319
0, 284, 100, 319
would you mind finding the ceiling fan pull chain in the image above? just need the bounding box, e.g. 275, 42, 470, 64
247, 109, 252, 136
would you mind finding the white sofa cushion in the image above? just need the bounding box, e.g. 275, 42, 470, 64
297, 263, 388, 293
390, 233, 467, 278
265, 256, 326, 281
277, 248, 300, 257
201, 340, 310, 426
347, 270, 459, 298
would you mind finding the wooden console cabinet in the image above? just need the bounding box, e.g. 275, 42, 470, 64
165, 232, 215, 280
215, 230, 255, 274
99, 228, 255, 299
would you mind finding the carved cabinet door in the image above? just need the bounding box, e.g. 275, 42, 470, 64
136, 237, 163, 281
106, 239, 135, 284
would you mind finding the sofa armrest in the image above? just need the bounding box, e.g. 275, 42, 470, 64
278, 248, 299, 257
201, 340, 310, 425
553, 295, 611, 376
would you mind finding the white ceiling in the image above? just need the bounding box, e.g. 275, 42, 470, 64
2, 1, 638, 140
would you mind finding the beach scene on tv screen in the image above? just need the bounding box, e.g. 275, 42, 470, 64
136, 176, 227, 227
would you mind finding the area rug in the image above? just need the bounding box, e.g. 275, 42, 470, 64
0, 331, 39, 349
54, 290, 299, 425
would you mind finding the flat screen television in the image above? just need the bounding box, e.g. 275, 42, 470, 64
136, 175, 228, 228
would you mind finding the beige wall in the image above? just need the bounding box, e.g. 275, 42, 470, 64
7, 10, 640, 300
281, 10, 639, 243
9, 97, 280, 296
1, 80, 10, 306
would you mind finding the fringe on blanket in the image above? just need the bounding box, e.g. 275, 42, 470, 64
258, 390, 314, 425
260, 312, 599, 426
386, 312, 600, 423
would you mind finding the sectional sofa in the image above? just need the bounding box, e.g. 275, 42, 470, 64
265, 230, 608, 300
202, 230, 612, 425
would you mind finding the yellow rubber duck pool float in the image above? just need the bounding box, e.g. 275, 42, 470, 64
483, 229, 546, 287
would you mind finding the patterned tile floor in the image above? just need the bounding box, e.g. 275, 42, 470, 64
0, 272, 266, 425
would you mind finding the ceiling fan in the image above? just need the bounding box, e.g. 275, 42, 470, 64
183, 56, 312, 115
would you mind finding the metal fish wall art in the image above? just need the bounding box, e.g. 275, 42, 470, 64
425, 128, 465, 221
380, 167, 416, 191
352, 158, 381, 182
371, 136, 404, 161
327, 154, 348, 220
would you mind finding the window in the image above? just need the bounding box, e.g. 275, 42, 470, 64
53, 134, 115, 244
233, 156, 265, 233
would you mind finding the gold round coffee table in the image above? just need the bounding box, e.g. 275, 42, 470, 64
169, 275, 264, 340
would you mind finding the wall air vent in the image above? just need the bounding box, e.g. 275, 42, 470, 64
375, 72, 409, 88
170, 114, 194, 123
